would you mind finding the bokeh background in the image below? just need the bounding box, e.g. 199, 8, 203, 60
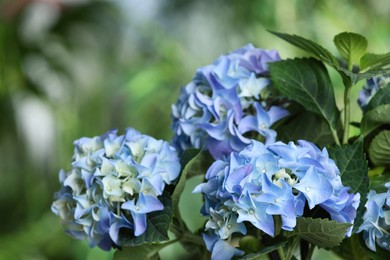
1, 0, 389, 259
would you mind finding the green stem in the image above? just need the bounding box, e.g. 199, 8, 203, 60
169, 218, 205, 248
173, 204, 186, 230
331, 127, 341, 146
160, 238, 180, 248
147, 238, 181, 257
342, 61, 354, 144
277, 247, 286, 260
342, 84, 352, 144
286, 237, 299, 260
180, 231, 205, 247
306, 244, 315, 260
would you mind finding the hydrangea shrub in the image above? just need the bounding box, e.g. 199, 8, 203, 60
194, 140, 360, 258
52, 31, 390, 259
171, 44, 289, 159
51, 128, 180, 250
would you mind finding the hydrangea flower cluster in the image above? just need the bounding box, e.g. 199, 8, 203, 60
194, 140, 360, 259
51, 128, 180, 250
171, 44, 289, 159
358, 75, 390, 110
357, 182, 390, 252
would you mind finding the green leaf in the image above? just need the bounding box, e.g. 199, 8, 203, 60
239, 235, 261, 254
334, 32, 367, 67
369, 130, 390, 167
181, 149, 213, 179
365, 84, 390, 112
267, 30, 351, 86
269, 58, 340, 137
114, 240, 176, 260
286, 217, 351, 249
241, 237, 287, 260
276, 110, 340, 147
179, 148, 201, 168
268, 30, 386, 86
172, 149, 212, 214
169, 149, 211, 254
268, 31, 338, 65
361, 52, 390, 71
369, 169, 390, 193
118, 193, 172, 246
172, 149, 200, 210
361, 104, 390, 136
332, 234, 370, 260
328, 140, 369, 231
328, 140, 369, 194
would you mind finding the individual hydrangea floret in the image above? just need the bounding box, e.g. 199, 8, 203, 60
194, 140, 360, 259
357, 182, 390, 252
51, 128, 180, 250
358, 76, 390, 111
171, 44, 289, 159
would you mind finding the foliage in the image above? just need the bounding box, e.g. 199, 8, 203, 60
269, 57, 340, 144
2, 1, 390, 260
285, 217, 352, 249
47, 29, 390, 260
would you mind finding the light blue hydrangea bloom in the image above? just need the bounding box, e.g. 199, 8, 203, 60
51, 128, 180, 250
171, 44, 289, 159
194, 140, 360, 259
358, 182, 390, 252
358, 76, 390, 111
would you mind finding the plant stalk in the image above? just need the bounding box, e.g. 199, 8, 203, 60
305, 244, 315, 260
342, 60, 355, 144
173, 204, 186, 230
277, 247, 286, 260
342, 84, 352, 144
331, 128, 341, 146
285, 237, 299, 260
169, 218, 205, 249
180, 231, 205, 247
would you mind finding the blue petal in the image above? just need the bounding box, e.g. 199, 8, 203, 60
267, 106, 289, 125
211, 239, 244, 260
259, 174, 296, 220
218, 213, 247, 239
202, 232, 219, 251
131, 212, 147, 236
97, 234, 113, 251
200, 120, 228, 141
122, 194, 163, 214
136, 193, 164, 213
109, 213, 133, 244
236, 192, 275, 236
294, 167, 333, 209
224, 163, 253, 194
207, 137, 234, 160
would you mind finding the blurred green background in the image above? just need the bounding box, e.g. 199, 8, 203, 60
0, 0, 389, 259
